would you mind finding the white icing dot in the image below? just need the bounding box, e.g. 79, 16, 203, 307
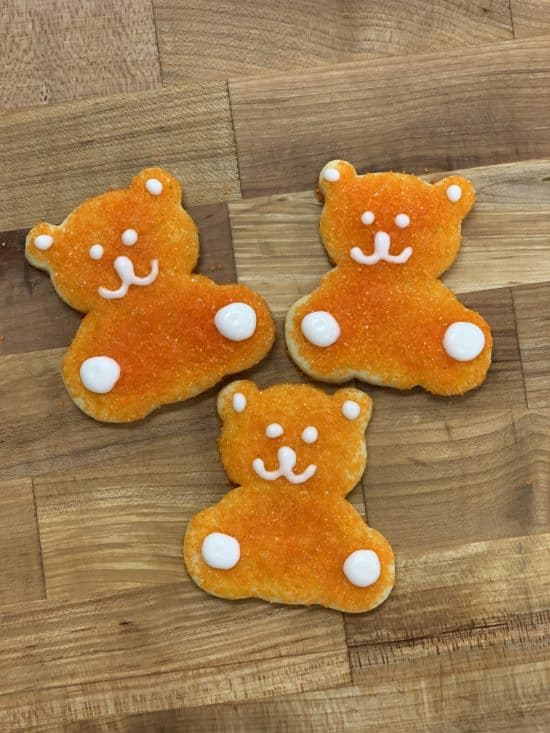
446, 184, 462, 203
301, 311, 340, 348
266, 423, 284, 439
80, 356, 121, 394
232, 392, 246, 413
395, 213, 410, 228
342, 400, 361, 420
360, 211, 375, 225
301, 426, 318, 444
343, 549, 381, 587
89, 244, 104, 260
121, 228, 138, 246
323, 167, 340, 182
214, 302, 257, 341
145, 178, 163, 196
35, 234, 53, 251
201, 532, 240, 570
443, 321, 485, 362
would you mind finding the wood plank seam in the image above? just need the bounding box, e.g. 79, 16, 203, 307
226, 80, 244, 200
511, 287, 531, 408
349, 607, 549, 653
150, 0, 165, 85
509, 0, 516, 38
30, 476, 47, 602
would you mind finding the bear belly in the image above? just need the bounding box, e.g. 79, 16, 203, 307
184, 484, 395, 613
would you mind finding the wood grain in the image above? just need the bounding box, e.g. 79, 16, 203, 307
511, 1, 550, 37
0, 81, 240, 231
0, 0, 161, 111
154, 0, 512, 85
0, 202, 235, 356
513, 283, 550, 408
364, 406, 543, 551
229, 37, 550, 197
0, 347, 219, 481
0, 583, 349, 730
0, 478, 45, 607
230, 160, 550, 316
345, 533, 549, 644
48, 674, 550, 733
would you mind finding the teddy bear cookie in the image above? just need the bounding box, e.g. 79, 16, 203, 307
285, 160, 492, 395
25, 168, 275, 422
184, 381, 394, 613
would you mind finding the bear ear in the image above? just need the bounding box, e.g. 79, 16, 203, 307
217, 380, 260, 421
25, 222, 58, 267
434, 175, 475, 218
130, 167, 183, 205
318, 160, 358, 198
332, 388, 373, 431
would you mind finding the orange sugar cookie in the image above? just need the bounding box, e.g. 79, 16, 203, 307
184, 381, 395, 613
25, 168, 275, 422
286, 160, 492, 395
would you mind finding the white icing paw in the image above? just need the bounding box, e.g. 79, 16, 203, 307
301, 310, 340, 347
201, 532, 240, 570
343, 549, 381, 587
214, 302, 257, 341
443, 321, 485, 362
80, 356, 121, 394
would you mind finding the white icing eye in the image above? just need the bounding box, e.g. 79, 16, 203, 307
34, 234, 53, 251
121, 228, 138, 246
360, 211, 375, 225
323, 167, 340, 182
446, 184, 462, 203
232, 392, 246, 413
145, 178, 163, 196
266, 423, 284, 439
395, 213, 410, 228
342, 400, 361, 420
89, 244, 104, 260
301, 426, 318, 444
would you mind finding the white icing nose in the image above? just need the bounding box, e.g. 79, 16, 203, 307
80, 356, 121, 394
214, 302, 257, 341
343, 549, 381, 587
374, 230, 390, 252
443, 321, 485, 361
278, 445, 296, 469
201, 532, 240, 570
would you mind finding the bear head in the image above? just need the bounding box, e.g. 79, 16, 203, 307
25, 167, 198, 312
317, 160, 475, 277
217, 380, 372, 495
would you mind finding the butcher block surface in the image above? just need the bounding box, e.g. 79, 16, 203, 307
0, 1, 549, 730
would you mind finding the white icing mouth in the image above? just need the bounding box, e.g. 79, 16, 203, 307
252, 446, 317, 485
350, 231, 412, 266
98, 255, 159, 299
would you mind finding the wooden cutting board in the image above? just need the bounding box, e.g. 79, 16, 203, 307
1, 3, 549, 730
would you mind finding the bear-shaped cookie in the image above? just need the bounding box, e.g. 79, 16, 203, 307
184, 380, 394, 613
286, 160, 492, 395
25, 168, 275, 422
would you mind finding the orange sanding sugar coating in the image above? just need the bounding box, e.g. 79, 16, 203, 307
25, 168, 275, 422
285, 160, 492, 395
184, 382, 395, 613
